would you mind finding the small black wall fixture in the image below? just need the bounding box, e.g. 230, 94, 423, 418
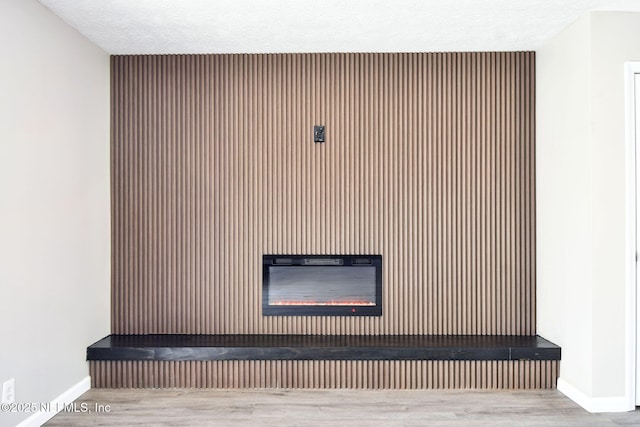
314, 125, 325, 143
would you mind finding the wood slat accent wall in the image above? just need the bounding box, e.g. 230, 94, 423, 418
90, 360, 556, 389
111, 52, 535, 335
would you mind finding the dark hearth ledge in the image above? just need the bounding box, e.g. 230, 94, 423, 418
87, 334, 560, 362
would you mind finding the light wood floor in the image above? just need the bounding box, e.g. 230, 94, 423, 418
45, 388, 640, 426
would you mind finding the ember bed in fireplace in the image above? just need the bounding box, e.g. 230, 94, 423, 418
262, 255, 382, 316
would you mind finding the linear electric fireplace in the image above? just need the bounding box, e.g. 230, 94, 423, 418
263, 255, 382, 316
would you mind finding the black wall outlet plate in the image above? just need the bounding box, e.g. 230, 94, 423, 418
314, 125, 325, 143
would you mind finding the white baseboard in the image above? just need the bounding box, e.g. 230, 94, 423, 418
16, 376, 91, 427
557, 378, 635, 413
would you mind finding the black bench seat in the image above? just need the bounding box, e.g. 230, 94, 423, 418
87, 334, 560, 362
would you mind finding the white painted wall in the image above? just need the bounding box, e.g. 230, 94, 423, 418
537, 11, 640, 411
537, 12, 594, 398
0, 0, 110, 426
589, 12, 640, 401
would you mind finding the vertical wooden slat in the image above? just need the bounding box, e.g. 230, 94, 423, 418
91, 359, 558, 389
111, 52, 536, 336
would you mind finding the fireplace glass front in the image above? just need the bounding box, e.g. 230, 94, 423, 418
262, 255, 382, 316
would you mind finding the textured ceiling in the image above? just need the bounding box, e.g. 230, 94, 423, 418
38, 0, 640, 54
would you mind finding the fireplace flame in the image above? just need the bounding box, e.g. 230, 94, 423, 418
270, 300, 376, 306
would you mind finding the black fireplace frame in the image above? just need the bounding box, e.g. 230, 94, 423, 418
262, 255, 383, 316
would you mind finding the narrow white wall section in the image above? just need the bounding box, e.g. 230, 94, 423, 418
537, 12, 594, 398
0, 1, 110, 426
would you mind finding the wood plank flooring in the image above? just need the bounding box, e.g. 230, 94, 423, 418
45, 389, 640, 426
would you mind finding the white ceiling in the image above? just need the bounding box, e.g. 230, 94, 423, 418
38, 0, 640, 55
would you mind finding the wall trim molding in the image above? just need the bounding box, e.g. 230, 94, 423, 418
16, 376, 91, 427
557, 378, 634, 413
624, 61, 640, 409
